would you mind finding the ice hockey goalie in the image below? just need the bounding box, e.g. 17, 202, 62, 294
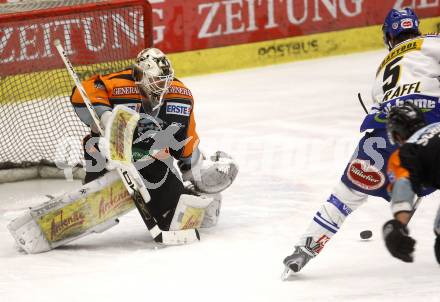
8, 47, 239, 253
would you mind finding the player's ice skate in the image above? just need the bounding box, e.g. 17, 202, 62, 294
281, 246, 315, 280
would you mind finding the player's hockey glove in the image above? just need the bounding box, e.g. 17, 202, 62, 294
435, 234, 440, 265
383, 219, 415, 263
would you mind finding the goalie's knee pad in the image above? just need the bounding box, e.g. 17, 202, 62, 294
169, 193, 222, 231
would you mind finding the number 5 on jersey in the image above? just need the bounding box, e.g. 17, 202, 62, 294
383, 56, 403, 92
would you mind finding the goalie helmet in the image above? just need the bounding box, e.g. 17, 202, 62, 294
382, 8, 420, 50
387, 102, 425, 145
133, 48, 174, 110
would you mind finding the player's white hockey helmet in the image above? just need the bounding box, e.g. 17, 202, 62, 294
133, 48, 174, 109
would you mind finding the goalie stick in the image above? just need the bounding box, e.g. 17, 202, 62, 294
54, 40, 199, 245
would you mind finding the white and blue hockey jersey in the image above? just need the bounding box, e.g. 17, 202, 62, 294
361, 34, 440, 132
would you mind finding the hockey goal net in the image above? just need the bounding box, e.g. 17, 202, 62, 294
0, 0, 152, 183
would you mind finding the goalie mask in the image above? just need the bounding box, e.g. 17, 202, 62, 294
133, 48, 174, 110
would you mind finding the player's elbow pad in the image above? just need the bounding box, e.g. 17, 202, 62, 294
182, 151, 238, 194
391, 178, 416, 215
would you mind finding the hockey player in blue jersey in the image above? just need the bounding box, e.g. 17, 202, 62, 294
283, 8, 440, 276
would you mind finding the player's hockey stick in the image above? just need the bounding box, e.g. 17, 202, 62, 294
357, 93, 368, 114
408, 196, 422, 222
54, 40, 199, 245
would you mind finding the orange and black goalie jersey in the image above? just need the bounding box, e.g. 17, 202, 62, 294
387, 122, 440, 195
70, 69, 200, 164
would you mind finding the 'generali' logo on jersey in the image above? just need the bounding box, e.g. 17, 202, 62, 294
167, 86, 192, 97
112, 86, 140, 96
347, 159, 385, 191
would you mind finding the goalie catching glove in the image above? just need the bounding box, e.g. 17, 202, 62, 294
180, 151, 238, 194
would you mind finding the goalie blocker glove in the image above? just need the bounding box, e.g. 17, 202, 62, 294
383, 219, 416, 263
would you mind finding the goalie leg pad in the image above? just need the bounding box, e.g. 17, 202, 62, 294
8, 210, 51, 254
201, 193, 222, 228
7, 171, 135, 253
169, 194, 214, 231
90, 218, 119, 233
8, 210, 120, 253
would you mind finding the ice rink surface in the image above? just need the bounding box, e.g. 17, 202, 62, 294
1, 50, 440, 301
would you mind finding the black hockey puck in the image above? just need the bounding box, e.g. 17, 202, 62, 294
360, 230, 373, 239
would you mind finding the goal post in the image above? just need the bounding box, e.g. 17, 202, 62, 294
0, 0, 153, 183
